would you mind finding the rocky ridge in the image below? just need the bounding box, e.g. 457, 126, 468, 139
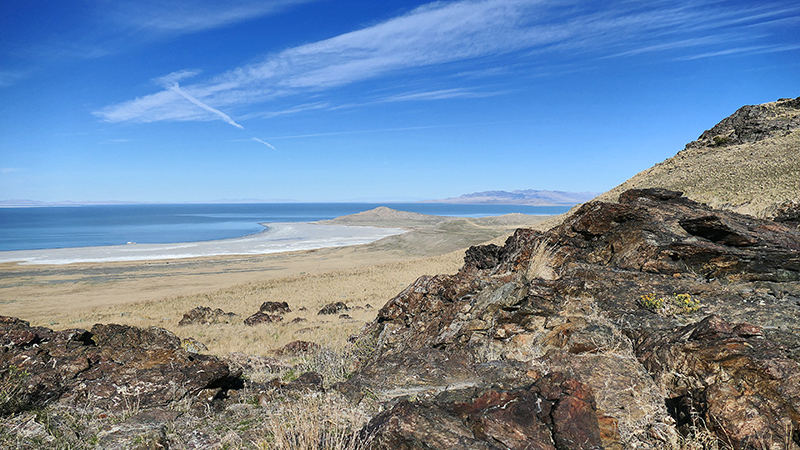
341, 188, 800, 449
598, 96, 800, 220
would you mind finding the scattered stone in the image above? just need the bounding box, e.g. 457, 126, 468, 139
318, 301, 348, 315
288, 371, 324, 391
243, 312, 283, 326
259, 301, 291, 314
338, 314, 352, 320
290, 317, 307, 324
177, 306, 238, 326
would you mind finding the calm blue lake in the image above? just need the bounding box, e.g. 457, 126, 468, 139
0, 203, 570, 251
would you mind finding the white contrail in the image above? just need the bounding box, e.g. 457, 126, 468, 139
252, 137, 276, 149
169, 83, 244, 129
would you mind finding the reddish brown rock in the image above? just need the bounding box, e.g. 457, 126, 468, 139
634, 315, 800, 449
364, 374, 603, 450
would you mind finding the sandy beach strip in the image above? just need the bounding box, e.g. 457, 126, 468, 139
0, 222, 407, 265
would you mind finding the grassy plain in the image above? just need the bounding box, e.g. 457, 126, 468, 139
0, 209, 554, 356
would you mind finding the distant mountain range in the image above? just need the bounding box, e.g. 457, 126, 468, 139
423, 189, 598, 206
2, 191, 598, 208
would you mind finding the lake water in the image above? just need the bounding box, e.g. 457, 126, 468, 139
0, 203, 571, 252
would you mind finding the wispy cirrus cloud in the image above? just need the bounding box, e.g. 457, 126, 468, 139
104, 0, 317, 34
380, 88, 502, 103
168, 83, 244, 129
0, 70, 29, 87
252, 137, 276, 149
242, 102, 330, 120
94, 0, 800, 126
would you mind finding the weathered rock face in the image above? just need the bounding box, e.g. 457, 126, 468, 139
365, 372, 608, 450
635, 314, 800, 449
347, 189, 800, 449
0, 317, 230, 412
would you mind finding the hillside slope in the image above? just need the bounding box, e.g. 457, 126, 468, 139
597, 96, 800, 219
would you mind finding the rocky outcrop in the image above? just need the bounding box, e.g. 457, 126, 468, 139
635, 315, 800, 448
274, 340, 321, 355
344, 189, 800, 449
0, 317, 231, 413
687, 96, 800, 148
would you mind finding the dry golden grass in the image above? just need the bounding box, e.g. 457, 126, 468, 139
258, 394, 373, 450
525, 238, 557, 281
30, 252, 463, 356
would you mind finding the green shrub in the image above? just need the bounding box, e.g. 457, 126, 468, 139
639, 293, 700, 315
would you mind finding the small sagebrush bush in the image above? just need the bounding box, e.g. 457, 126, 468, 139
639, 293, 701, 316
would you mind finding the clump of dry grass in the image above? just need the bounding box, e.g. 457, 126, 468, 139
258, 394, 373, 450
525, 238, 557, 281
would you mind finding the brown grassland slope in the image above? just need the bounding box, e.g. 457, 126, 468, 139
598, 96, 800, 219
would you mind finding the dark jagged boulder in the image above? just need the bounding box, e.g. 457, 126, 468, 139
243, 312, 283, 326
345, 189, 800, 449
318, 301, 349, 315
0, 317, 231, 413
177, 306, 238, 326
259, 301, 291, 314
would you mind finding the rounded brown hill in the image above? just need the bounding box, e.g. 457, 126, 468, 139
317, 206, 452, 228
598, 96, 800, 219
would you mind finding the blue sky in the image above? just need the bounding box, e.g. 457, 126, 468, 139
1, 0, 798, 203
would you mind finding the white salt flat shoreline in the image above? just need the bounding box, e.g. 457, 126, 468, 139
0, 222, 407, 265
